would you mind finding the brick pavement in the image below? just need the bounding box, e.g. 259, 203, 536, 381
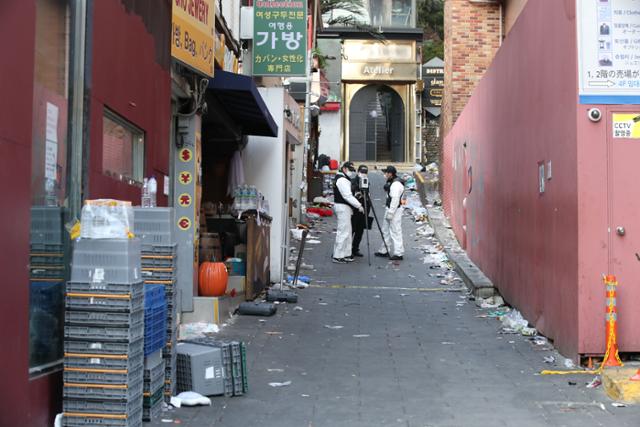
150, 172, 640, 427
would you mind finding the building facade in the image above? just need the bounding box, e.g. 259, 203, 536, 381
442, 0, 640, 359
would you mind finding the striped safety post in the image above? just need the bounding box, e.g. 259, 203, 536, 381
603, 275, 623, 367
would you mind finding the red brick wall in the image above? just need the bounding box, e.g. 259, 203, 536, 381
441, 0, 502, 138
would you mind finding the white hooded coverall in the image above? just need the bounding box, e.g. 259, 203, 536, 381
379, 180, 404, 256
333, 174, 362, 259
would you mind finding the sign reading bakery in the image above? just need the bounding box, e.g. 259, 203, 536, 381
171, 0, 215, 77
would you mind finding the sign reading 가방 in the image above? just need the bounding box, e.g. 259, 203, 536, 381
171, 0, 215, 77
577, 0, 640, 104
253, 0, 307, 76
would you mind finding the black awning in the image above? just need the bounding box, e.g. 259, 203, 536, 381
207, 70, 278, 137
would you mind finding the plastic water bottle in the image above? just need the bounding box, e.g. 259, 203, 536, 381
141, 178, 151, 208
148, 176, 157, 208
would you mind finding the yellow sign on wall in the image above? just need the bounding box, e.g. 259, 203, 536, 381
171, 0, 215, 77
612, 113, 640, 139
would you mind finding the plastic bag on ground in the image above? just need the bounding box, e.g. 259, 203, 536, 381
174, 391, 212, 406
179, 322, 220, 340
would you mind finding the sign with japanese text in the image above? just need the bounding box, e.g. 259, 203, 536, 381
612, 113, 640, 138
253, 0, 307, 76
577, 0, 640, 104
171, 0, 215, 77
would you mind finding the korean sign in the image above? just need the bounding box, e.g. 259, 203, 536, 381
253, 0, 307, 76
612, 113, 640, 138
171, 0, 215, 77
577, 0, 640, 104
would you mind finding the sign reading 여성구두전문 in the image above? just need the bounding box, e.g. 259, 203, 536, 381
577, 0, 640, 104
253, 0, 307, 76
171, 0, 215, 77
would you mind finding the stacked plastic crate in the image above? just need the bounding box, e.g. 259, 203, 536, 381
142, 284, 167, 421
133, 208, 178, 402
63, 239, 144, 427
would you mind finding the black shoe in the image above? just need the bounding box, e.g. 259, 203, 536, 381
389, 255, 403, 261
344, 256, 355, 262
352, 251, 364, 257
332, 258, 347, 264
374, 252, 389, 258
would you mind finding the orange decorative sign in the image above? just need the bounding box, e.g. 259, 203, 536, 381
171, 0, 215, 77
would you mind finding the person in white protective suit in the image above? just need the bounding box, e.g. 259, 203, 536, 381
375, 165, 405, 261
332, 162, 364, 263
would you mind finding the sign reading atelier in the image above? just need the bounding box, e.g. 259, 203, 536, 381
253, 0, 307, 76
171, 0, 215, 77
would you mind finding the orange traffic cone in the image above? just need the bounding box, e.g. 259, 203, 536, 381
631, 368, 640, 381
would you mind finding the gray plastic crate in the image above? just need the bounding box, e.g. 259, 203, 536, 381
65, 308, 144, 327
65, 291, 144, 313
64, 338, 143, 355
183, 339, 233, 396
71, 239, 141, 284
31, 242, 64, 253
63, 377, 143, 401
141, 243, 177, 255
63, 395, 142, 414
65, 323, 144, 342
64, 349, 143, 371
63, 406, 142, 427
66, 281, 143, 295
64, 366, 143, 385
30, 206, 64, 244
141, 268, 176, 280
176, 343, 225, 396
142, 398, 162, 422
144, 348, 163, 369
30, 253, 65, 266
141, 256, 176, 268
30, 266, 65, 279
133, 207, 175, 245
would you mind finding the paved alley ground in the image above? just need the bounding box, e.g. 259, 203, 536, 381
151, 172, 640, 427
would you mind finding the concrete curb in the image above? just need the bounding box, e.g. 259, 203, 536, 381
414, 172, 496, 299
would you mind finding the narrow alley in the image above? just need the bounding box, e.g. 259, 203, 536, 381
150, 172, 640, 427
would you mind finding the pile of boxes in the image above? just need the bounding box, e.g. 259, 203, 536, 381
62, 238, 144, 426
133, 208, 178, 402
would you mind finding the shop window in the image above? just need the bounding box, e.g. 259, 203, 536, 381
369, 0, 415, 28
102, 109, 145, 183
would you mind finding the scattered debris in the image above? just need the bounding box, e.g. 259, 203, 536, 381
179, 323, 219, 340
586, 377, 602, 389
269, 381, 292, 387
612, 402, 626, 408
294, 306, 304, 311
353, 334, 370, 338
544, 356, 556, 364
173, 391, 212, 407
564, 358, 575, 369
267, 368, 284, 372
324, 325, 344, 330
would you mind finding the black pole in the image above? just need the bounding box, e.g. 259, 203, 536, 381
367, 192, 390, 256
363, 189, 371, 266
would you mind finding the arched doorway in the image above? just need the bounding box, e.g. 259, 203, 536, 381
349, 85, 405, 162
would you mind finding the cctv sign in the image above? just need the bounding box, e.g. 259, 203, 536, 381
577, 0, 640, 104
612, 113, 640, 138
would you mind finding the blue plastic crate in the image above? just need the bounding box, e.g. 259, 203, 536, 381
143, 284, 165, 310
144, 327, 166, 357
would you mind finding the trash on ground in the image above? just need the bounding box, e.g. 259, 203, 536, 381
564, 358, 575, 369
324, 325, 344, 329
501, 309, 536, 336
486, 309, 510, 318
318, 302, 328, 305
544, 356, 556, 364
478, 295, 505, 309
265, 331, 283, 335
294, 306, 304, 311
306, 239, 322, 244
373, 295, 381, 299
441, 341, 455, 345
353, 334, 370, 338
238, 301, 277, 316
586, 377, 602, 388
173, 391, 212, 407
568, 381, 577, 386
612, 402, 626, 408
267, 368, 285, 372
269, 381, 292, 387
178, 322, 219, 340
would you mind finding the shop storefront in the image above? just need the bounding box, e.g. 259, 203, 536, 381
341, 39, 419, 164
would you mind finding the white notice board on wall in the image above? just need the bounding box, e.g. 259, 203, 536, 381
577, 0, 640, 104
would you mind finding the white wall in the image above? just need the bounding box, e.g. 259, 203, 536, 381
243, 88, 287, 282
318, 110, 341, 162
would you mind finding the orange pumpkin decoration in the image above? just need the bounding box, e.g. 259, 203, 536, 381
198, 262, 228, 296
